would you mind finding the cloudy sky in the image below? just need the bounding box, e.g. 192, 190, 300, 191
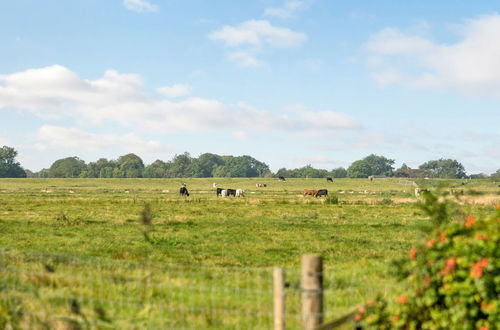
1, 0, 499, 174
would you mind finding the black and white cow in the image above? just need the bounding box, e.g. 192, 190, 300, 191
326, 177, 333, 182
216, 188, 224, 196
227, 189, 237, 197
278, 176, 286, 181
315, 189, 328, 197
179, 186, 190, 196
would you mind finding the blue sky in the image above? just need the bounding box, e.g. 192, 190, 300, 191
1, 0, 499, 174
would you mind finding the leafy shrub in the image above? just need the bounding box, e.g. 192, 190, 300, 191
378, 198, 393, 205
324, 195, 339, 205
355, 203, 500, 329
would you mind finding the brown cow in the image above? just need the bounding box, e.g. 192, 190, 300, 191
303, 189, 317, 196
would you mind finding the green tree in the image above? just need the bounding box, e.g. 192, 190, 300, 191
212, 155, 270, 177
419, 159, 466, 179
347, 160, 372, 178
490, 169, 500, 180
0, 146, 26, 178
80, 158, 116, 178
117, 153, 144, 178
347, 154, 395, 178
48, 157, 86, 178
168, 153, 193, 177
192, 153, 224, 177
143, 160, 170, 178
330, 167, 347, 178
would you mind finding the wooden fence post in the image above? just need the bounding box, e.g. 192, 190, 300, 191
301, 254, 323, 330
273, 267, 286, 330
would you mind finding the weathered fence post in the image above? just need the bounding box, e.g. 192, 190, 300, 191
301, 254, 323, 330
274, 267, 286, 330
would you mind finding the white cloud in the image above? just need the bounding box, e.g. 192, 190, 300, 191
37, 125, 169, 153
227, 51, 263, 67
0, 65, 360, 133
156, 84, 192, 98
365, 14, 500, 97
209, 20, 306, 66
123, 0, 158, 13
209, 20, 306, 48
263, 0, 307, 19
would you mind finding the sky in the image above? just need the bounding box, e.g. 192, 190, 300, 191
0, 0, 499, 174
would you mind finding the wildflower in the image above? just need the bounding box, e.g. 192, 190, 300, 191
367, 300, 375, 306
426, 238, 436, 248
427, 260, 433, 265
409, 248, 417, 260
392, 315, 399, 322
479, 327, 489, 330
354, 314, 363, 322
471, 258, 488, 279
396, 296, 407, 304
465, 216, 475, 228
423, 275, 430, 287
440, 232, 447, 242
357, 305, 366, 314
475, 233, 489, 240
443, 284, 450, 291
440, 257, 457, 276
481, 301, 493, 311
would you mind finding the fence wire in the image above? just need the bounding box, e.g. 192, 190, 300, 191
1, 250, 400, 329
0, 250, 274, 329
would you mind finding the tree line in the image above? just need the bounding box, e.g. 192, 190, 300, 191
1, 145, 499, 179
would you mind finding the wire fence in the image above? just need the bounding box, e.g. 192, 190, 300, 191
0, 250, 399, 329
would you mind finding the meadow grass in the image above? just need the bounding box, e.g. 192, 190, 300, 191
0, 178, 498, 329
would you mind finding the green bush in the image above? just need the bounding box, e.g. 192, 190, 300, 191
324, 195, 339, 205
355, 203, 500, 329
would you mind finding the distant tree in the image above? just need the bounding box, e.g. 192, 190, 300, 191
347, 160, 372, 178
143, 160, 170, 178
168, 153, 193, 177
348, 154, 395, 178
394, 163, 412, 177
117, 153, 144, 178
490, 169, 500, 180
0, 146, 26, 178
24, 169, 36, 178
192, 153, 224, 177
212, 155, 270, 177
330, 167, 347, 178
49, 157, 86, 178
80, 158, 116, 178
419, 159, 466, 179
38, 168, 50, 178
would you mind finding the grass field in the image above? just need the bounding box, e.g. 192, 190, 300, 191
1, 178, 498, 329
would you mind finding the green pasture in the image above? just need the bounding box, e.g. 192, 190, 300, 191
0, 178, 498, 329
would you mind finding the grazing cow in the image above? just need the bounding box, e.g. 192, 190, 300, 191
326, 177, 333, 182
315, 189, 328, 197
179, 186, 190, 196
221, 189, 228, 197
216, 188, 224, 196
368, 176, 374, 181
236, 189, 245, 197
227, 189, 237, 197
303, 189, 317, 196
256, 183, 267, 188
213, 183, 218, 188
278, 176, 286, 181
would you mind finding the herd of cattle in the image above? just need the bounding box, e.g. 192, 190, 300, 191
178, 178, 330, 198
